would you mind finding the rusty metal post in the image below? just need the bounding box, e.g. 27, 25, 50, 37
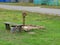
22, 12, 27, 26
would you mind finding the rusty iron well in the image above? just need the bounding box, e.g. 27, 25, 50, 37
22, 11, 27, 26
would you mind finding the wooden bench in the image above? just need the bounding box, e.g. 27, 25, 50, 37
4, 22, 23, 33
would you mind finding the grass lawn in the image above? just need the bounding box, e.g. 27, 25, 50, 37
0, 8, 60, 45
0, 3, 60, 9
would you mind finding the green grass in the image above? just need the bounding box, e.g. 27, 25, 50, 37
0, 8, 60, 45
0, 3, 60, 9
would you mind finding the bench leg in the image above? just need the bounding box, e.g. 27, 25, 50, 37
5, 24, 10, 30
10, 26, 16, 33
